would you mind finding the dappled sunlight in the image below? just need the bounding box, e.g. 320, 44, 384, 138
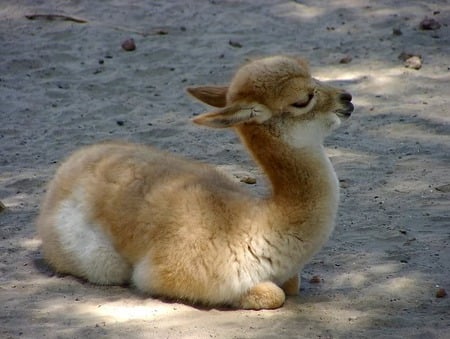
36, 295, 314, 330
287, 301, 371, 331
58, 298, 289, 323
273, 0, 427, 24
364, 272, 428, 304
326, 263, 409, 291
368, 263, 403, 275
34, 295, 199, 326
381, 121, 450, 143
24, 261, 428, 334
38, 295, 372, 332
316, 307, 368, 328
381, 276, 417, 294
0, 170, 48, 211
19, 237, 41, 251
315, 68, 365, 82
386, 177, 435, 195
54, 300, 180, 323
330, 271, 368, 288
315, 65, 411, 96
319, 260, 426, 304
273, 2, 327, 20
327, 147, 375, 166
1, 192, 30, 209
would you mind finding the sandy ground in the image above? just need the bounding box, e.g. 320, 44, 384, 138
1, 1, 449, 338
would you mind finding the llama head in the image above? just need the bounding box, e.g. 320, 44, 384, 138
187, 56, 353, 145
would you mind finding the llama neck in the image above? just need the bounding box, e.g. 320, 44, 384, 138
236, 124, 339, 226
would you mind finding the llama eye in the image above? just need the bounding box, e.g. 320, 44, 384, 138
291, 93, 314, 108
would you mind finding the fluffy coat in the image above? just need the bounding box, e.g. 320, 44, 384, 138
37, 55, 354, 309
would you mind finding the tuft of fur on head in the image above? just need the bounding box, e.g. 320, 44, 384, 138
226, 56, 312, 110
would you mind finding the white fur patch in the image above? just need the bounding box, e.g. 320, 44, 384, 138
54, 190, 131, 284
283, 116, 340, 148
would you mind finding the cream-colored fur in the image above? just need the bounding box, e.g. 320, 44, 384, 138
36, 55, 353, 309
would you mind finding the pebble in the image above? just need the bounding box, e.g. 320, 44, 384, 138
309, 275, 321, 284
405, 56, 422, 69
121, 38, 136, 51
229, 40, 242, 48
339, 55, 352, 64
419, 17, 441, 30
398, 52, 422, 70
392, 28, 402, 36
436, 288, 447, 298
339, 179, 350, 189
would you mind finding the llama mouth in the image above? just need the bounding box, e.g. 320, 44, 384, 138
335, 102, 354, 119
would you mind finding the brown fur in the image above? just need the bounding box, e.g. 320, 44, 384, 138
37, 55, 353, 309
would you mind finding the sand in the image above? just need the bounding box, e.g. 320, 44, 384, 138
0, 0, 449, 338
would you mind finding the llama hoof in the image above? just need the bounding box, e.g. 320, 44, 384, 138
239, 281, 285, 310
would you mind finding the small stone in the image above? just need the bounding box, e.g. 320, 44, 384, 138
339, 179, 350, 188
404, 56, 422, 70
0, 201, 6, 213
392, 28, 402, 36
116, 120, 125, 126
339, 55, 352, 64
419, 17, 441, 30
436, 288, 447, 298
229, 40, 242, 48
121, 38, 136, 51
309, 275, 321, 284
240, 176, 256, 185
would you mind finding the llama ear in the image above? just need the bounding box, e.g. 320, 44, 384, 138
192, 103, 271, 128
186, 86, 228, 108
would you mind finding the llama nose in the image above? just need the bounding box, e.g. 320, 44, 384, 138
340, 92, 352, 102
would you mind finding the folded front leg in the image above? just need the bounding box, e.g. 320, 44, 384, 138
239, 281, 285, 310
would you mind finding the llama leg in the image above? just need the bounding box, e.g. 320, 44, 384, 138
49, 192, 131, 285
281, 274, 300, 296
239, 281, 285, 310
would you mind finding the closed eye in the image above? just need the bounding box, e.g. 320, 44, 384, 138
291, 93, 314, 108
